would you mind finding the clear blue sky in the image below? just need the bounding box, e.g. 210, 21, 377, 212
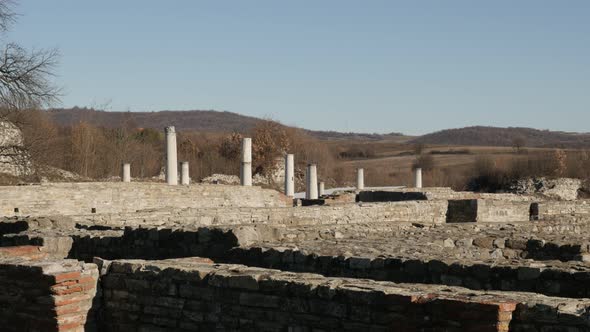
8, 0, 590, 135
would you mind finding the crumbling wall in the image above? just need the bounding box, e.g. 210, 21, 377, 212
510, 177, 582, 201
0, 120, 30, 176
0, 182, 289, 216
97, 258, 590, 332
535, 200, 590, 221
446, 199, 531, 223
0, 259, 98, 332
227, 246, 590, 298
72, 200, 449, 229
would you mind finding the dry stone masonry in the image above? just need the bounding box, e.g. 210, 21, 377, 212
2, 181, 590, 331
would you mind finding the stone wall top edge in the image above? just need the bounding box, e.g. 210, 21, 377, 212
106, 258, 590, 309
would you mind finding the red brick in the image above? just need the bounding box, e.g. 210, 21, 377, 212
57, 322, 82, 331
52, 286, 83, 295
53, 271, 81, 283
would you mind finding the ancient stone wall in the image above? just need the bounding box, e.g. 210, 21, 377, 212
0, 259, 98, 332
97, 258, 590, 332
358, 188, 534, 202
0, 182, 289, 217
72, 200, 449, 229
226, 245, 590, 298
446, 199, 532, 223
0, 120, 30, 176
535, 200, 590, 220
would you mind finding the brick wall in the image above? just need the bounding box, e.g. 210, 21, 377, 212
0, 259, 98, 332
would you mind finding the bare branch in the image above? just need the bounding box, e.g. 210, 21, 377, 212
0, 0, 17, 33
0, 43, 61, 111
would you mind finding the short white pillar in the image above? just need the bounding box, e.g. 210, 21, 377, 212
306, 163, 318, 200
356, 168, 365, 190
122, 163, 131, 182
240, 137, 252, 186
284, 154, 295, 197
165, 126, 178, 185
318, 181, 325, 197
414, 167, 422, 188
181, 161, 190, 185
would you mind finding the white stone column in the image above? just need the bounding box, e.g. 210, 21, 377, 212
306, 163, 318, 200
122, 163, 131, 182
165, 126, 178, 185
414, 167, 423, 188
318, 181, 325, 197
356, 168, 365, 190
241, 137, 252, 186
284, 154, 295, 197
181, 161, 190, 185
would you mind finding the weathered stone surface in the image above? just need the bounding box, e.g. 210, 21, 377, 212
97, 258, 590, 332
0, 182, 289, 216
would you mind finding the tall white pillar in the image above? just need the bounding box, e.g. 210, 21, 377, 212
356, 168, 365, 190
241, 137, 252, 186
181, 161, 190, 185
318, 181, 325, 197
306, 163, 318, 200
165, 126, 178, 185
284, 154, 295, 197
122, 163, 131, 183
414, 167, 423, 188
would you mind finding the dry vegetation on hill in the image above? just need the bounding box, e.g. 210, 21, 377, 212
4, 108, 590, 193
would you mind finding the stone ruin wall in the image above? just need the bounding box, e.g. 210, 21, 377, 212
0, 182, 290, 217
0, 254, 98, 332
3, 183, 590, 331
0, 120, 30, 177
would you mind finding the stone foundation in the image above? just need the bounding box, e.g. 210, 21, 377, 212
0, 182, 289, 217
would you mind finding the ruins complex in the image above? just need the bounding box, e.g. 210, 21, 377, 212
1, 133, 590, 331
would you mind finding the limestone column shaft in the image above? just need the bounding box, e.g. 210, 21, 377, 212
165, 126, 178, 185
285, 154, 295, 197
318, 181, 325, 197
241, 138, 252, 186
356, 168, 365, 190
181, 161, 190, 185
306, 164, 318, 199
122, 163, 131, 183
415, 167, 422, 188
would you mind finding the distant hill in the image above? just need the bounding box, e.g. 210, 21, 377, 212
47, 107, 262, 133
411, 126, 590, 148
46, 107, 405, 141
47, 109, 589, 147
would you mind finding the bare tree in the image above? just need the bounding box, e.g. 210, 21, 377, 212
0, 0, 60, 113
511, 136, 526, 154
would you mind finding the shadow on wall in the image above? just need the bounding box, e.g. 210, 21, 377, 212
67, 227, 240, 262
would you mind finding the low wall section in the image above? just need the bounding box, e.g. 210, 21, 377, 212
73, 201, 449, 229
98, 258, 590, 332
0, 259, 98, 332
535, 200, 590, 221
447, 200, 532, 223
227, 246, 590, 299
0, 182, 289, 217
